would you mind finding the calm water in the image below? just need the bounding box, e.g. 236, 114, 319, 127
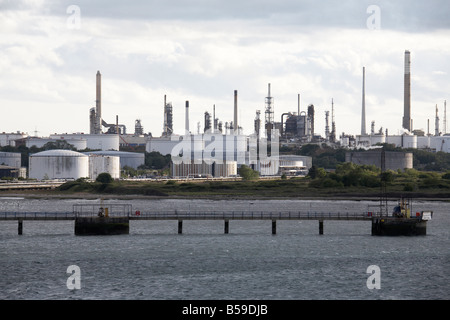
0, 197, 449, 300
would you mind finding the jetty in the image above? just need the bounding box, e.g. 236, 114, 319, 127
0, 203, 432, 236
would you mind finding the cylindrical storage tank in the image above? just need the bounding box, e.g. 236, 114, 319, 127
146, 136, 181, 156
29, 150, 89, 180
0, 152, 21, 168
386, 135, 402, 148
84, 151, 144, 169
88, 155, 120, 180
258, 159, 280, 176
402, 134, 417, 149
370, 134, 386, 145
64, 138, 87, 150
417, 136, 430, 149
50, 134, 119, 151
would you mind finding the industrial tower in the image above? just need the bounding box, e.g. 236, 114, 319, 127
403, 50, 412, 131
265, 83, 274, 139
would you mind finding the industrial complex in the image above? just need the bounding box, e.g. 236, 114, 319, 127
0, 50, 449, 181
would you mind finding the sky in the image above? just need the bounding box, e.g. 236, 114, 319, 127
0, 0, 449, 138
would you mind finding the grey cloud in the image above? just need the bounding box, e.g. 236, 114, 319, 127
4, 0, 449, 31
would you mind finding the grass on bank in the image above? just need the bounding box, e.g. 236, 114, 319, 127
55, 167, 450, 199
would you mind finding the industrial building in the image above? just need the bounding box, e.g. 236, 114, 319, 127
345, 150, 413, 171
0, 132, 28, 147
0, 165, 26, 179
171, 160, 237, 178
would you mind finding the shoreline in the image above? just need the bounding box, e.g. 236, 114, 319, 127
1, 190, 449, 202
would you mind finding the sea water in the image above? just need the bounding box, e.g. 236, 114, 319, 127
0, 198, 449, 300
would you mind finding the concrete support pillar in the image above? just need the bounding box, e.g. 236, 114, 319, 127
319, 220, 324, 235
272, 220, 277, 235
18, 219, 23, 235
178, 220, 183, 234
224, 220, 229, 234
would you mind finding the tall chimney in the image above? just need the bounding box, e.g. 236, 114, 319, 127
185, 100, 190, 134
213, 104, 216, 132
435, 104, 440, 136
298, 93, 300, 115
403, 50, 412, 131
234, 90, 238, 134
361, 67, 366, 135
95, 71, 102, 134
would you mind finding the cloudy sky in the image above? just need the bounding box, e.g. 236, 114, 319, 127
1, 0, 449, 138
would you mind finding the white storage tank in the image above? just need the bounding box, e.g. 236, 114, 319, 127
146, 136, 181, 156
402, 134, 417, 149
50, 134, 119, 151
0, 152, 21, 168
88, 155, 120, 180
29, 150, 89, 180
85, 151, 145, 169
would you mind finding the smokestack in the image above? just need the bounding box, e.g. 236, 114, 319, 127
185, 101, 190, 134
361, 67, 366, 135
213, 104, 216, 132
435, 104, 440, 136
444, 100, 447, 134
403, 50, 412, 131
298, 94, 300, 115
234, 90, 238, 134
95, 71, 102, 134
164, 95, 167, 133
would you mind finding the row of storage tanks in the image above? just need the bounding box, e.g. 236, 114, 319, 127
28, 150, 144, 181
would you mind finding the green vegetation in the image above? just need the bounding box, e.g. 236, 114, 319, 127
53, 165, 450, 199
238, 165, 259, 181
58, 178, 168, 196
96, 172, 113, 184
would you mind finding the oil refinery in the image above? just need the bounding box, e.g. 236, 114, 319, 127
1, 50, 449, 180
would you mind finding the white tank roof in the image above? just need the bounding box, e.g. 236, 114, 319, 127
31, 150, 88, 157
85, 151, 143, 157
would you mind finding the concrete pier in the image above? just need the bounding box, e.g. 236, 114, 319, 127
372, 217, 427, 236
1, 207, 431, 236
74, 217, 129, 236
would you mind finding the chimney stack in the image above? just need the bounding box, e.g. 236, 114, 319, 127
403, 50, 412, 131
361, 67, 366, 135
185, 100, 190, 134
95, 71, 102, 134
234, 90, 238, 134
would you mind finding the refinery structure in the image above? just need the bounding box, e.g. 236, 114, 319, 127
1, 50, 449, 180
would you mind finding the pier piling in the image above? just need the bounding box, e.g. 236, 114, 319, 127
319, 220, 324, 235
224, 220, 229, 234
178, 220, 183, 234
272, 220, 277, 235
18, 219, 23, 235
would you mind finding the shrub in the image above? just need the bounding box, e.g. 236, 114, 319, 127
239, 165, 259, 181
96, 172, 113, 184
